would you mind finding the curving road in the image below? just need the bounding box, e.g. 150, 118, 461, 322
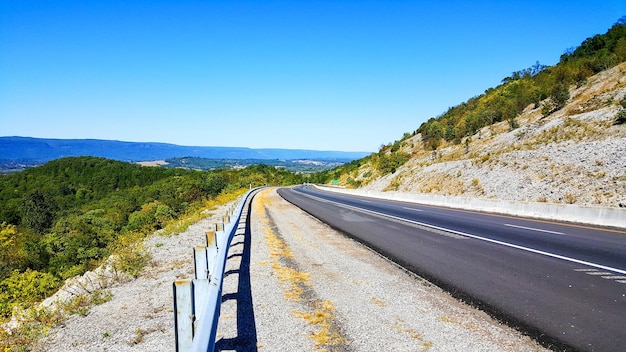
277, 185, 626, 352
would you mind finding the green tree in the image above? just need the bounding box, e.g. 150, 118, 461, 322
551, 84, 570, 109
425, 121, 444, 149
0, 223, 27, 279
377, 152, 410, 175
201, 173, 228, 197
19, 191, 55, 234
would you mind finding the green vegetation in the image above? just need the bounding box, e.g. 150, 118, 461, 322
0, 157, 303, 323
415, 18, 626, 150
308, 154, 374, 185
616, 110, 626, 124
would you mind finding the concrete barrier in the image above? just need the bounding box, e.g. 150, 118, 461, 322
315, 185, 626, 229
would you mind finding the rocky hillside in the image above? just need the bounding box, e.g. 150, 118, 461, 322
340, 62, 626, 208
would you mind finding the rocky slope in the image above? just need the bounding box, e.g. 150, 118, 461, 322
346, 62, 626, 209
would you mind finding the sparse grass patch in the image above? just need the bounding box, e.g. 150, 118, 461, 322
0, 288, 113, 351
471, 178, 485, 194
528, 117, 610, 148
440, 316, 457, 323
59, 289, 113, 317
392, 317, 433, 350
417, 172, 465, 195
384, 172, 406, 192
292, 301, 345, 348
0, 306, 63, 351
369, 297, 386, 307
564, 193, 577, 204
130, 327, 147, 345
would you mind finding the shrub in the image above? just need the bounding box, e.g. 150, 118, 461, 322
616, 110, 626, 124
110, 232, 152, 278
0, 269, 60, 317
59, 289, 113, 317
376, 152, 410, 175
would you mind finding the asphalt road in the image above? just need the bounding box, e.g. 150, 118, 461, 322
277, 185, 626, 352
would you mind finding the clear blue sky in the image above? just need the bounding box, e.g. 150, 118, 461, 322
1, 1, 624, 152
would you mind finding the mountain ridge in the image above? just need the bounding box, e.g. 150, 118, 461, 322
0, 136, 369, 170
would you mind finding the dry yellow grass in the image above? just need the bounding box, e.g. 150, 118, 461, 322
392, 317, 433, 351
416, 172, 466, 195
254, 190, 346, 350
293, 301, 345, 348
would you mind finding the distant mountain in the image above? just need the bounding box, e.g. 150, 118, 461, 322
0, 137, 370, 171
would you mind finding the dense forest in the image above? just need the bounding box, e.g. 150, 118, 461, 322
0, 157, 302, 318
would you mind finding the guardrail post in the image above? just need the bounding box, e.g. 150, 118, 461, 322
206, 231, 218, 279
173, 280, 194, 352
193, 279, 210, 324
194, 247, 209, 280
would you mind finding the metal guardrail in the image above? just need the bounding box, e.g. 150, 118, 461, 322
173, 188, 259, 352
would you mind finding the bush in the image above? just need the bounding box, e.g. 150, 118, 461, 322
616, 110, 626, 124
377, 152, 410, 175
111, 232, 152, 278
0, 269, 60, 317
551, 85, 570, 110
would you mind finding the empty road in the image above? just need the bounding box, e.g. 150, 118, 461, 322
278, 185, 626, 352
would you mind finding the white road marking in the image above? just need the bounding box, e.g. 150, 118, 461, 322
575, 269, 626, 283
585, 271, 615, 276
504, 223, 564, 235
601, 276, 626, 280
291, 188, 626, 276
402, 207, 423, 212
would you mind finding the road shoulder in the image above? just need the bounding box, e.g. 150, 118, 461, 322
216, 188, 547, 351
